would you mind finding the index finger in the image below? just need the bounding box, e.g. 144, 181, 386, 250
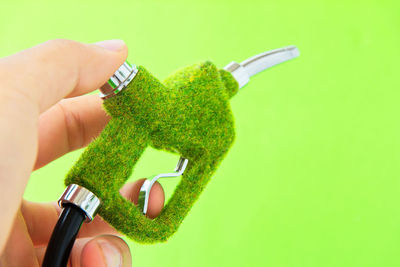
0, 39, 128, 113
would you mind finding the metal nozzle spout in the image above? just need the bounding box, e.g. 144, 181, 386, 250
224, 46, 299, 88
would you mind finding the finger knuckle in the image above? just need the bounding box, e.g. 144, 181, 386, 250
57, 99, 85, 150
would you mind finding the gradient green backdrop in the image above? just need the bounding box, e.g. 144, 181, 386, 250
1, 0, 399, 266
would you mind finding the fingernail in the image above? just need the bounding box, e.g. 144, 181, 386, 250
95, 39, 126, 52
97, 238, 123, 267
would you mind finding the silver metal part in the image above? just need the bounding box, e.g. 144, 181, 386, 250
58, 184, 101, 222
99, 61, 138, 99
224, 46, 299, 88
138, 157, 189, 215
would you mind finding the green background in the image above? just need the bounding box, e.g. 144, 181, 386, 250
1, 0, 400, 266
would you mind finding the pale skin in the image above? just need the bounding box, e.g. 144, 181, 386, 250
0, 39, 165, 266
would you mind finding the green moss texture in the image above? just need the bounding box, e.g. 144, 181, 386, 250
65, 62, 239, 243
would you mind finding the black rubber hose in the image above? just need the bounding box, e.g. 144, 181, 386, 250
42, 204, 86, 267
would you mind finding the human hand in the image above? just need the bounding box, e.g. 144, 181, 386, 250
0, 39, 165, 266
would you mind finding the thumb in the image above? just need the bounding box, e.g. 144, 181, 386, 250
71, 235, 132, 267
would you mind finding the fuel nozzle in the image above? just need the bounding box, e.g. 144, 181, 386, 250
67, 45, 301, 243
96, 45, 300, 217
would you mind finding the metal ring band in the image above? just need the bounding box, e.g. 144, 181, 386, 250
58, 184, 101, 222
99, 61, 138, 99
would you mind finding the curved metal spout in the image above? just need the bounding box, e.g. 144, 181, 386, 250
224, 46, 299, 88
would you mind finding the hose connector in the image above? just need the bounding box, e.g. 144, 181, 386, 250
58, 184, 101, 222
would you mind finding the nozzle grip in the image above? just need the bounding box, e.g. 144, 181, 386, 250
65, 117, 149, 198
65, 63, 236, 243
